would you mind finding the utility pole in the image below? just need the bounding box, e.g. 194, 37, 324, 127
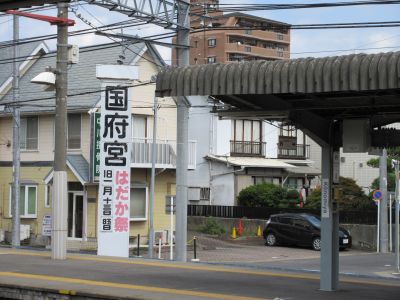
175, 0, 190, 262
52, 2, 69, 260
379, 148, 389, 252
11, 14, 20, 248
148, 97, 159, 258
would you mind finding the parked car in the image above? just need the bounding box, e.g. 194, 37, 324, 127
263, 213, 351, 251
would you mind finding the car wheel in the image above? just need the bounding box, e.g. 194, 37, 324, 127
265, 233, 277, 246
312, 237, 321, 251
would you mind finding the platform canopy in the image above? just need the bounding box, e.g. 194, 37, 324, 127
156, 51, 400, 146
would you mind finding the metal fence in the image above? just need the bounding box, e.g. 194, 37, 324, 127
187, 205, 379, 225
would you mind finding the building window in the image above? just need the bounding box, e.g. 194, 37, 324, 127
245, 46, 251, 52
130, 186, 148, 220
208, 38, 216, 47
207, 56, 216, 64
194, 40, 198, 48
200, 187, 210, 200
132, 115, 147, 140
253, 177, 280, 185
44, 184, 52, 208
68, 114, 81, 150
231, 119, 262, 143
277, 34, 284, 40
278, 52, 284, 57
9, 185, 37, 218
20, 116, 38, 150
280, 124, 297, 137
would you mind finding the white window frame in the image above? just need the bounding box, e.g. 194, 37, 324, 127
67, 113, 82, 151
207, 56, 216, 64
9, 185, 38, 218
44, 184, 51, 208
20, 116, 39, 151
130, 184, 148, 221
207, 38, 216, 47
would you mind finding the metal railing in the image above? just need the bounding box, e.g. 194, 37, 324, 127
187, 204, 378, 224
230, 140, 266, 157
278, 144, 310, 159
131, 138, 196, 169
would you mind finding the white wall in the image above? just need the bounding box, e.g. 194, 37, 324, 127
264, 122, 279, 158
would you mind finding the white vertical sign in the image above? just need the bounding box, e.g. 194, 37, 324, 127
321, 179, 330, 218
97, 86, 131, 257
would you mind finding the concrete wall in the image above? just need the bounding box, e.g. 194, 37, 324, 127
188, 216, 391, 251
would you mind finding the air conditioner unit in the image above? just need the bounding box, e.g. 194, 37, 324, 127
188, 187, 201, 201
154, 230, 167, 245
20, 225, 30, 241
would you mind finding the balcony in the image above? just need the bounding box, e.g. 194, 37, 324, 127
230, 140, 266, 157
131, 138, 196, 169
278, 144, 310, 160
225, 43, 289, 60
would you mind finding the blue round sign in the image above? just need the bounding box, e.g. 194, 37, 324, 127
373, 190, 382, 199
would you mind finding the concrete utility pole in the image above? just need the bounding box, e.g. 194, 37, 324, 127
379, 148, 389, 253
175, 0, 190, 262
52, 2, 69, 260
148, 97, 159, 258
11, 14, 20, 248
394, 160, 400, 272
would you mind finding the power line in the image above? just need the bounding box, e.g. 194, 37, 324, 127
0, 81, 156, 107
199, 1, 400, 12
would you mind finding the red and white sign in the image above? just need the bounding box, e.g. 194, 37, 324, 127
97, 86, 131, 257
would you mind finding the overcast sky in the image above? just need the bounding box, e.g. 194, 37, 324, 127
0, 0, 399, 63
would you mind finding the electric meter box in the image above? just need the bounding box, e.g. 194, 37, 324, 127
68, 45, 79, 64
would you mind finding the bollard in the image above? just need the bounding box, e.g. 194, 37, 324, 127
136, 234, 140, 257
193, 236, 197, 259
191, 236, 199, 262
158, 238, 162, 259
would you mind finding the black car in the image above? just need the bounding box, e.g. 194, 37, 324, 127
263, 213, 352, 251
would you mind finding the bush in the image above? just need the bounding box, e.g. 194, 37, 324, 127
237, 183, 288, 207
304, 177, 375, 210
199, 217, 226, 235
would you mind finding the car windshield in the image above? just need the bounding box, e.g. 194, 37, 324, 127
305, 215, 321, 228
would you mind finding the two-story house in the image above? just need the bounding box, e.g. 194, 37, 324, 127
187, 96, 319, 206
0, 41, 192, 249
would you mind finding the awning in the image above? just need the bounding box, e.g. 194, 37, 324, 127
206, 154, 295, 168
286, 165, 321, 176
43, 154, 90, 185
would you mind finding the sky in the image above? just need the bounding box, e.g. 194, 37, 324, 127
0, 0, 399, 63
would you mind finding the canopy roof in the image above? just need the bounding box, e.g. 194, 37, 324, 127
156, 51, 400, 146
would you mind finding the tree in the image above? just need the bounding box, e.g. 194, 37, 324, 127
367, 146, 400, 192
304, 177, 375, 210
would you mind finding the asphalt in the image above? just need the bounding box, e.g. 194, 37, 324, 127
0, 247, 398, 300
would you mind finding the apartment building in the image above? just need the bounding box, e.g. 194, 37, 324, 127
172, 1, 290, 65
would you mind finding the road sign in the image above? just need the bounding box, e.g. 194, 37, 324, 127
373, 189, 383, 199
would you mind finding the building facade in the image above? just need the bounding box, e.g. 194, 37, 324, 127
187, 96, 319, 206
0, 41, 193, 249
172, 2, 290, 65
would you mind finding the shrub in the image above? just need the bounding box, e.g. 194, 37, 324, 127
237, 183, 287, 207
199, 217, 226, 235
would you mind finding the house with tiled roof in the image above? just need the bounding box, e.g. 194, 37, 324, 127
0, 41, 189, 250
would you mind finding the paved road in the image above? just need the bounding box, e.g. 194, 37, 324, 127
0, 248, 398, 299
